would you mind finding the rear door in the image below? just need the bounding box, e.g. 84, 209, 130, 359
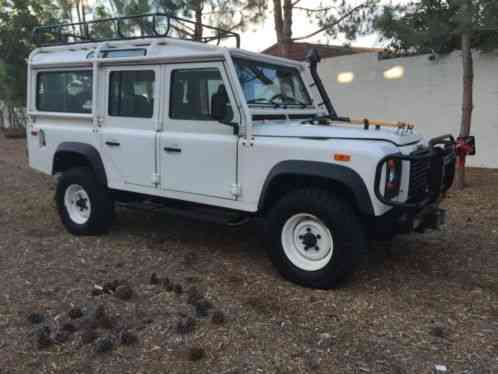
159, 62, 239, 199
100, 66, 159, 188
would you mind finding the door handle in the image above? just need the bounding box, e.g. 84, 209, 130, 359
164, 147, 182, 153
105, 141, 120, 147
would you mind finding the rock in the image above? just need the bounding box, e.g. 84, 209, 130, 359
95, 336, 114, 354
27, 312, 45, 325
35, 325, 52, 349
119, 330, 138, 346
188, 347, 206, 361
211, 310, 226, 325
68, 307, 83, 319
305, 352, 321, 370
81, 329, 98, 345
176, 317, 196, 335
150, 273, 160, 285
115, 285, 133, 301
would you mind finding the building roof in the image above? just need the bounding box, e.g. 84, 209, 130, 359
262, 42, 381, 61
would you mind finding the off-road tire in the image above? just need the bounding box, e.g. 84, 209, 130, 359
56, 167, 114, 235
266, 188, 367, 289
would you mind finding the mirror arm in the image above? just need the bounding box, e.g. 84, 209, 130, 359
215, 119, 239, 135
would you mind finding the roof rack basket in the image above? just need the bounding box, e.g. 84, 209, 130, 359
32, 13, 240, 48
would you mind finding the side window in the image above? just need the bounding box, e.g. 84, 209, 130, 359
170, 68, 233, 122
37, 71, 92, 113
109, 70, 155, 118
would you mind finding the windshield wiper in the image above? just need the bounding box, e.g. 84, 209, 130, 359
247, 98, 271, 104
270, 96, 308, 108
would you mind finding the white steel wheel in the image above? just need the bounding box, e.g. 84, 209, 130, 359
64, 184, 92, 225
281, 213, 334, 272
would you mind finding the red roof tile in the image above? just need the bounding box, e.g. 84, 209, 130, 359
262, 42, 381, 61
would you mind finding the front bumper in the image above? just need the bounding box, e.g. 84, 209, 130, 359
375, 134, 457, 209
370, 135, 456, 237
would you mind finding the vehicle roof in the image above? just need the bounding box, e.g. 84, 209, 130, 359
29, 37, 307, 70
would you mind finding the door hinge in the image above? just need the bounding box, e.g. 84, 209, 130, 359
152, 173, 160, 186
96, 116, 103, 127
231, 183, 241, 198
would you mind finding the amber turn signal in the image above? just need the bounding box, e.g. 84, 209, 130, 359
334, 154, 351, 162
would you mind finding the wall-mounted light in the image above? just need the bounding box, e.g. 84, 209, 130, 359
384, 65, 405, 80
337, 72, 354, 84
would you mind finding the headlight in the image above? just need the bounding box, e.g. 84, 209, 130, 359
384, 158, 402, 199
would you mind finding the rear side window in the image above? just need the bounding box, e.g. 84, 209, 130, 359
109, 70, 155, 118
36, 71, 92, 113
170, 68, 232, 121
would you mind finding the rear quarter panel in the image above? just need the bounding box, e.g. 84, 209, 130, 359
27, 116, 97, 175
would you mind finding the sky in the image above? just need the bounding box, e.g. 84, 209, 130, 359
239, 0, 411, 52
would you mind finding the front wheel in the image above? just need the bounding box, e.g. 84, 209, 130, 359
266, 188, 367, 289
56, 167, 114, 235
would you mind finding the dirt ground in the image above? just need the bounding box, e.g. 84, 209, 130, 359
0, 132, 497, 374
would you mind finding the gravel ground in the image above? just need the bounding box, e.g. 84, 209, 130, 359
0, 133, 497, 374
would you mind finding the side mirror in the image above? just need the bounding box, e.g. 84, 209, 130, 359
211, 93, 227, 122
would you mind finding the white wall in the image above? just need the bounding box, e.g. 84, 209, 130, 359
318, 50, 498, 168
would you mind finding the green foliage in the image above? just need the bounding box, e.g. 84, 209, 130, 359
308, 0, 379, 41
374, 0, 498, 54
0, 0, 58, 105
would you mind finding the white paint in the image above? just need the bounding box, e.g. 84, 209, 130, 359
319, 50, 498, 168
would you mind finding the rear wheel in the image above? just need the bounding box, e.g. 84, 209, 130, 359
56, 167, 114, 235
266, 188, 366, 289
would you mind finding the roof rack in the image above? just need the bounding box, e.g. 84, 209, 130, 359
32, 13, 241, 48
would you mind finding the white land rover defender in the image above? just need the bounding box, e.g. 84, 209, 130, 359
26, 14, 457, 288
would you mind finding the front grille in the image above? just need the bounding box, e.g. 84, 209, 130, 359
408, 154, 431, 202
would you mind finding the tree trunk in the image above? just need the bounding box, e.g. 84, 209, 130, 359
273, 0, 284, 42
273, 0, 293, 57
455, 32, 474, 190
193, 0, 204, 41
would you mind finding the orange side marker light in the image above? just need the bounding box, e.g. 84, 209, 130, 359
334, 154, 351, 162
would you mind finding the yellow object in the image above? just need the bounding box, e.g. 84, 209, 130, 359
348, 117, 415, 130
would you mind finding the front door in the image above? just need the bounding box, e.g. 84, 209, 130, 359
160, 62, 239, 199
100, 66, 159, 188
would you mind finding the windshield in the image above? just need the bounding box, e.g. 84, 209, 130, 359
233, 58, 312, 108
